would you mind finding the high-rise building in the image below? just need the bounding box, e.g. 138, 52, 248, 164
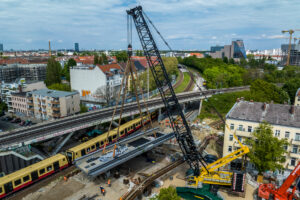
0, 43, 3, 52
210, 45, 224, 53
210, 40, 246, 61
281, 43, 300, 66
75, 43, 79, 52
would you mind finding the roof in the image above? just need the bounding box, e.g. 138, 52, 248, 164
97, 63, 122, 73
226, 101, 300, 128
133, 60, 146, 71
29, 89, 79, 98
296, 88, 300, 97
11, 92, 27, 97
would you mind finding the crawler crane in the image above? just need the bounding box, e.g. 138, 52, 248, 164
127, 5, 249, 192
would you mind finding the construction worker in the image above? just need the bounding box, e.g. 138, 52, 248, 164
102, 188, 106, 196
107, 179, 111, 187
100, 186, 104, 195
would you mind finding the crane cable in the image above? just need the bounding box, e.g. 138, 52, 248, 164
143, 10, 226, 124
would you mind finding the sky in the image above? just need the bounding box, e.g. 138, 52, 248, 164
0, 0, 299, 51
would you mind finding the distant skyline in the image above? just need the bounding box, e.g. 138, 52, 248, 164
0, 0, 299, 51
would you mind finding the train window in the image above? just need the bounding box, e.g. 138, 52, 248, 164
91, 145, 95, 149
39, 168, 45, 175
63, 158, 65, 161
121, 131, 124, 136
76, 153, 78, 155
96, 142, 100, 149
113, 135, 116, 139
87, 148, 90, 153
0, 187, 2, 193
47, 166, 52, 171
100, 141, 104, 146
23, 175, 30, 182
14, 179, 21, 186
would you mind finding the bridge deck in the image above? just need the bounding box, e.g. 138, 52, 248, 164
75, 131, 174, 178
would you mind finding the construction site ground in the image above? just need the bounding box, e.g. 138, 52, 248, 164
20, 119, 256, 200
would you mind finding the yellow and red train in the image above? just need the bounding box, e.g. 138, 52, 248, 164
0, 114, 155, 199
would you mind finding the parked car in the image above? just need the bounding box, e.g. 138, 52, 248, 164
19, 120, 25, 126
24, 120, 32, 126
3, 116, 13, 121
204, 154, 218, 164
11, 118, 21, 123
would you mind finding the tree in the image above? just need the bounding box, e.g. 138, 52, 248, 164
62, 58, 77, 82
222, 56, 228, 63
0, 101, 7, 114
115, 51, 128, 63
80, 103, 88, 113
150, 186, 180, 200
245, 122, 288, 174
95, 85, 118, 105
101, 53, 108, 64
45, 57, 62, 86
94, 54, 99, 65
282, 78, 300, 104
250, 79, 289, 103
48, 83, 71, 91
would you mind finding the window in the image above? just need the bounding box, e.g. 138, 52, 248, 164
87, 148, 90, 153
275, 130, 280, 137
100, 141, 104, 146
113, 135, 117, 139
248, 126, 252, 132
238, 136, 242, 142
292, 145, 298, 154
285, 131, 290, 138
0, 187, 2, 193
291, 158, 296, 166
230, 124, 234, 130
47, 165, 52, 171
228, 146, 232, 152
23, 175, 30, 182
238, 125, 243, 131
284, 145, 288, 151
91, 145, 95, 149
39, 168, 45, 175
229, 135, 233, 141
295, 133, 300, 141
14, 179, 21, 186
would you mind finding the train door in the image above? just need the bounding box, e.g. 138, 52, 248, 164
31, 171, 39, 182
53, 161, 60, 171
66, 151, 74, 164
81, 149, 86, 156
4, 182, 13, 194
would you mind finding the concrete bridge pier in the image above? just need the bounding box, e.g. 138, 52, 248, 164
198, 99, 203, 116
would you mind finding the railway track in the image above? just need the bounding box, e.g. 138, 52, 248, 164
183, 71, 194, 92
0, 86, 249, 148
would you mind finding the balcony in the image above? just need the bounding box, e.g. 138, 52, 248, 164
52, 113, 61, 118
42, 104, 46, 108
235, 130, 251, 137
51, 100, 60, 104
292, 139, 300, 145
52, 107, 60, 111
43, 110, 47, 114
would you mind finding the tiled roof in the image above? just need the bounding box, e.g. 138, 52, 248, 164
226, 101, 300, 128
97, 63, 122, 73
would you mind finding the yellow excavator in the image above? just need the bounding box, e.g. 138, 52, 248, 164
187, 125, 249, 187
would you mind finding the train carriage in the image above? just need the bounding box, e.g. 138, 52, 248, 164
66, 116, 149, 161
0, 154, 68, 199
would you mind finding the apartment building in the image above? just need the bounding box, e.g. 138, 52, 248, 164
223, 100, 300, 170
11, 92, 28, 116
70, 63, 123, 97
0, 64, 46, 83
295, 88, 300, 106
27, 89, 80, 120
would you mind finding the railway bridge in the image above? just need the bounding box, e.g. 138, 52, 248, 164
0, 86, 249, 151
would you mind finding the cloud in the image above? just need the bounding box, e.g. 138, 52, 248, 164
0, 0, 299, 50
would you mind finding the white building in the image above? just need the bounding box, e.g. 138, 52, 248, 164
223, 100, 300, 170
70, 64, 123, 98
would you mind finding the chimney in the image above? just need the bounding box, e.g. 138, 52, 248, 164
290, 105, 295, 115
263, 102, 267, 111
